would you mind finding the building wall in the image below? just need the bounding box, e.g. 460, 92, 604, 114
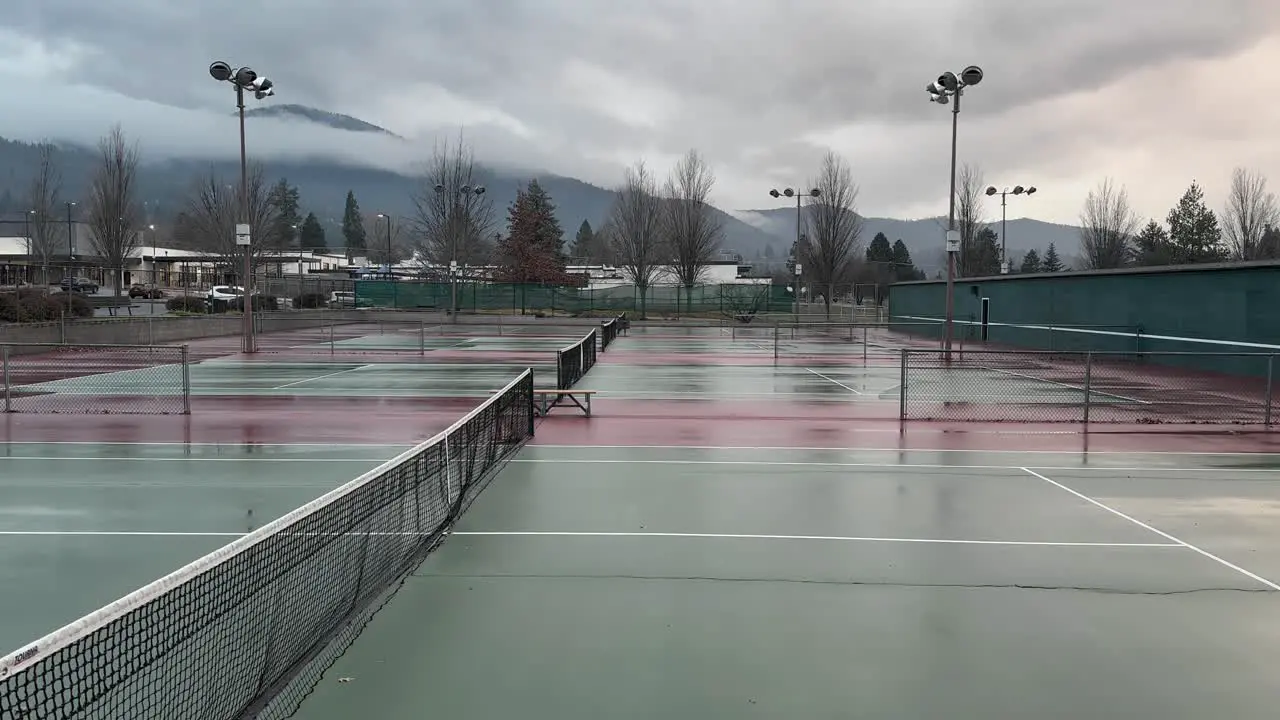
887, 261, 1280, 377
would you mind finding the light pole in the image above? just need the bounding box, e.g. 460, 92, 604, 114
770, 187, 820, 325
147, 224, 157, 285
984, 185, 1036, 274
927, 64, 984, 359
376, 213, 393, 274
209, 60, 275, 353
65, 201, 76, 277
434, 183, 485, 318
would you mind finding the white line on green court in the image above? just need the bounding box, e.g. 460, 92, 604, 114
804, 368, 863, 394
531, 444, 1280, 456
509, 458, 1280, 474
1022, 467, 1280, 591
271, 364, 376, 389
0, 529, 1181, 548
0, 457, 387, 462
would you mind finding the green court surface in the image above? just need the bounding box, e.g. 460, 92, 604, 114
0, 442, 409, 654
284, 445, 1280, 719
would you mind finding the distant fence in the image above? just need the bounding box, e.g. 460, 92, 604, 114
353, 281, 798, 316
899, 349, 1279, 426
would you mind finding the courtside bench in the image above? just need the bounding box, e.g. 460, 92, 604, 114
492, 388, 596, 417
89, 296, 138, 316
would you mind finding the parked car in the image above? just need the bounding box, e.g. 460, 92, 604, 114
59, 277, 99, 293
128, 284, 164, 299
328, 291, 356, 309
206, 285, 245, 301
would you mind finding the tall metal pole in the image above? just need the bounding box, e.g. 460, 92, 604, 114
386, 216, 392, 269
794, 192, 801, 324
1001, 192, 1008, 274
238, 84, 255, 353
66, 202, 74, 276
943, 91, 960, 359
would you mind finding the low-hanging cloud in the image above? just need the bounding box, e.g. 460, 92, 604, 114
2, 2, 1279, 223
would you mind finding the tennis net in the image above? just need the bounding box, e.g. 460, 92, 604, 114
556, 328, 598, 389
0, 368, 536, 720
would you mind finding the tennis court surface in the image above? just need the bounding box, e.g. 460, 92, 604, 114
4, 317, 1280, 718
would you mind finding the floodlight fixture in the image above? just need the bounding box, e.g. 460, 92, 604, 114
985, 186, 997, 196
209, 61, 232, 82
1026, 186, 1037, 195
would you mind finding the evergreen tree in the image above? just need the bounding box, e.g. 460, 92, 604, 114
763, 243, 776, 259
1019, 249, 1041, 273
890, 239, 924, 280
1042, 243, 1064, 272
495, 179, 567, 282
865, 232, 892, 263
299, 212, 327, 252
341, 190, 366, 261
1132, 220, 1173, 266
267, 178, 301, 248
1166, 181, 1224, 264
570, 219, 597, 261
962, 227, 1001, 276
1260, 224, 1280, 260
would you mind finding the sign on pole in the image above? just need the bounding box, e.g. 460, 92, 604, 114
235, 224, 251, 246
945, 230, 960, 253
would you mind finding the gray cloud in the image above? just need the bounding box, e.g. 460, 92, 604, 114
1, 1, 1278, 224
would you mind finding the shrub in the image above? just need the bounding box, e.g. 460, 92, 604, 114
293, 292, 328, 309
0, 293, 19, 323
18, 292, 62, 322
230, 295, 278, 312
167, 296, 207, 313
49, 292, 94, 319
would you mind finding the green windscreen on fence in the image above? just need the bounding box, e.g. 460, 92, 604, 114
353, 281, 796, 315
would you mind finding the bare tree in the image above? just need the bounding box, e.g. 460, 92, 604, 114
367, 215, 412, 266
607, 161, 664, 318
1222, 167, 1280, 260
663, 149, 723, 311
954, 163, 988, 277
801, 151, 863, 318
26, 143, 62, 285
1078, 177, 1139, 269
85, 126, 144, 296
409, 132, 496, 275
183, 165, 283, 285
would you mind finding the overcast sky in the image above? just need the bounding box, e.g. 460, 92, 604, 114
2, 0, 1279, 226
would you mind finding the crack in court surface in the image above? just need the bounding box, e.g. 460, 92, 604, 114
413, 573, 1278, 595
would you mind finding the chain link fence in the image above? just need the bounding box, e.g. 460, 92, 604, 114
1, 343, 190, 415
899, 349, 1278, 426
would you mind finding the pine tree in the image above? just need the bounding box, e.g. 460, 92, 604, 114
267, 179, 301, 248
1166, 181, 1224, 264
341, 190, 366, 261
1019, 249, 1041, 273
570, 219, 596, 261
1261, 224, 1280, 260
1132, 220, 1172, 266
1042, 243, 1064, 272
962, 227, 1001, 276
299, 212, 327, 252
865, 232, 892, 263
890, 239, 923, 280
495, 179, 567, 282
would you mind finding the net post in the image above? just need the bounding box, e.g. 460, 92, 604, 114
498, 313, 503, 336
773, 324, 779, 362
898, 349, 908, 426
419, 320, 426, 356
181, 345, 191, 415
1083, 352, 1093, 427
862, 326, 867, 364
1266, 355, 1275, 428
527, 370, 536, 436
2, 345, 10, 413
329, 319, 335, 354
848, 322, 853, 342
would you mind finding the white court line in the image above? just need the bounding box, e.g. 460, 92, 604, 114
805, 367, 863, 394
511, 458, 1280, 474
0, 441, 412, 447
271, 364, 374, 389
1020, 468, 1280, 591
531, 444, 1280, 456
982, 365, 1150, 405
449, 531, 1178, 547
0, 529, 1178, 548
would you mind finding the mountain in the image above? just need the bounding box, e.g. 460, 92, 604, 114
0, 104, 1076, 265
238, 104, 403, 138
731, 207, 1081, 274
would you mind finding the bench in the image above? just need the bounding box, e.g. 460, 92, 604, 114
88, 296, 137, 316
493, 388, 596, 417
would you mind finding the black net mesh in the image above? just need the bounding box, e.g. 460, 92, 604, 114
0, 369, 535, 720
556, 329, 598, 389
